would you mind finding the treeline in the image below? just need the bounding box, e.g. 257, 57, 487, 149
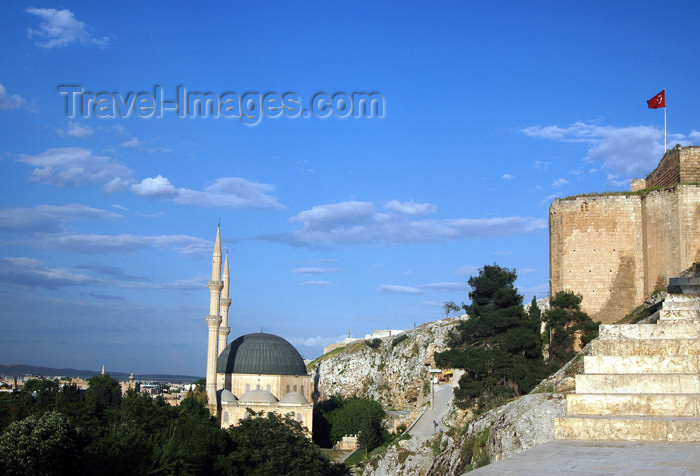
0, 375, 347, 476
435, 264, 599, 412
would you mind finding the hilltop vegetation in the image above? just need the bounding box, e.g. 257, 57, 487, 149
0, 375, 347, 476
435, 264, 598, 413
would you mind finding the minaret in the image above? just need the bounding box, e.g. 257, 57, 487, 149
218, 251, 231, 356
206, 225, 223, 412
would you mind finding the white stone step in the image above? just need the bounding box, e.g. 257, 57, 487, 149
659, 310, 700, 320
662, 294, 700, 310
565, 393, 700, 417
599, 321, 700, 339
576, 374, 700, 394
659, 294, 700, 320
584, 355, 700, 374
591, 338, 700, 356
555, 415, 700, 442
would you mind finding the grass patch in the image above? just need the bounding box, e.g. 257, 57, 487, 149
343, 447, 368, 467
462, 426, 490, 472
558, 182, 699, 201
306, 345, 347, 370
392, 334, 409, 347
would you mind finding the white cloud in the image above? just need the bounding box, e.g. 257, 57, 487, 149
533, 160, 551, 171
173, 177, 282, 209
298, 280, 337, 287
378, 284, 423, 295
0, 257, 204, 290
501, 174, 515, 180
131, 175, 178, 198
0, 257, 93, 288
6, 232, 211, 256
286, 335, 347, 348
0, 204, 122, 232
26, 8, 109, 48
541, 193, 560, 207
16, 148, 281, 209
291, 201, 377, 231
0, 84, 26, 110
17, 147, 134, 191
280, 200, 546, 246
455, 265, 479, 277
552, 178, 569, 188
420, 282, 465, 292
121, 137, 142, 148
522, 122, 700, 184
291, 267, 340, 275
384, 200, 437, 216
58, 121, 94, 137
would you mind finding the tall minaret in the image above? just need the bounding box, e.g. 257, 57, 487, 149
218, 251, 231, 356
206, 225, 223, 412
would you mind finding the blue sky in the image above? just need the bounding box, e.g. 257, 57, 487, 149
1, 1, 699, 376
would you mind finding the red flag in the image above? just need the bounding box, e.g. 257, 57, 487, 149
647, 90, 665, 109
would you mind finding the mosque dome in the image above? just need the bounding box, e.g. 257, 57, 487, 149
280, 391, 309, 404
239, 389, 279, 403
216, 332, 308, 376
219, 389, 237, 404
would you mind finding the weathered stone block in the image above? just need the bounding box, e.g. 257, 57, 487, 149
584, 355, 700, 374
566, 393, 698, 417
575, 374, 700, 394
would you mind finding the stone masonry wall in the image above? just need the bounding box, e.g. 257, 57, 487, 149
679, 147, 700, 184
550, 147, 700, 324
646, 148, 681, 188
550, 190, 700, 324
646, 146, 700, 188
550, 195, 645, 324
642, 188, 681, 294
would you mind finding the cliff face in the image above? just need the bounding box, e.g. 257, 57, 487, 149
311, 317, 464, 409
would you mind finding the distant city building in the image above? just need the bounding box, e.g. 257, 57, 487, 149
204, 226, 313, 432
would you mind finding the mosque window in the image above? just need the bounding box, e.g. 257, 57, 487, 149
294, 385, 297, 392
296, 413, 303, 423
266, 384, 271, 392
300, 385, 304, 394
286, 385, 290, 393
223, 411, 229, 423
256, 384, 261, 390
245, 384, 250, 392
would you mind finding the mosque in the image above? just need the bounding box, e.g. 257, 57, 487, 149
204, 226, 313, 432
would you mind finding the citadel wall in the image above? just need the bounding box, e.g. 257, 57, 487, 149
549, 147, 700, 324
549, 195, 645, 324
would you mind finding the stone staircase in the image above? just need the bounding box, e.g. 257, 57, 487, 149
555, 283, 700, 442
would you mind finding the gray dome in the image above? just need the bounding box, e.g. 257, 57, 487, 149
239, 389, 278, 403
280, 391, 309, 404
216, 333, 307, 376
220, 389, 237, 404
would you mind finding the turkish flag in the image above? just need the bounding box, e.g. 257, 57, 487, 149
647, 90, 665, 109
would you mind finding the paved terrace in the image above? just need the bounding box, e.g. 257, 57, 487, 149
469, 440, 700, 475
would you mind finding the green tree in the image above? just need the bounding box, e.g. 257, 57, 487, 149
85, 373, 122, 419
443, 301, 460, 318
150, 395, 225, 476
220, 411, 338, 476
543, 291, 599, 366
0, 411, 79, 476
435, 264, 546, 411
324, 396, 386, 450
528, 296, 543, 355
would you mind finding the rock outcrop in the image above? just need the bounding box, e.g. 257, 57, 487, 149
311, 317, 465, 409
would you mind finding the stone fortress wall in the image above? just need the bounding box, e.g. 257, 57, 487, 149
550, 146, 700, 324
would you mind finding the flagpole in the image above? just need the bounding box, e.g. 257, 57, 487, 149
664, 92, 667, 152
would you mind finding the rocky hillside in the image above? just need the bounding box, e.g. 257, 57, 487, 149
310, 317, 465, 409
